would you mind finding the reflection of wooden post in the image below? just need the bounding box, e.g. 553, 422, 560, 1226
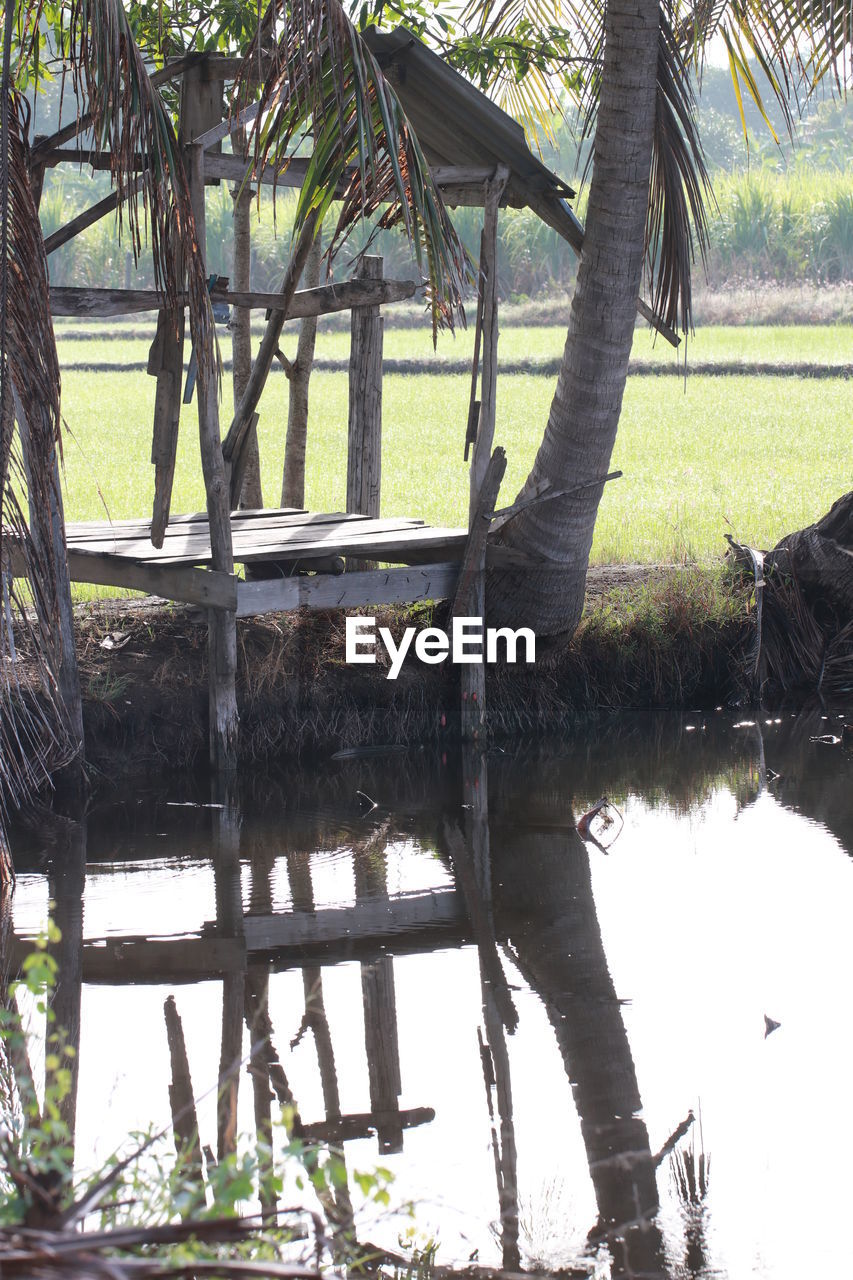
353, 850, 403, 1155
212, 779, 244, 1161
47, 817, 86, 1147
164, 994, 205, 1209
347, 255, 383, 573
286, 850, 355, 1233
446, 750, 520, 1271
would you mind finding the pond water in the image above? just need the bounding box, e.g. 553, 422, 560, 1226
7, 703, 853, 1279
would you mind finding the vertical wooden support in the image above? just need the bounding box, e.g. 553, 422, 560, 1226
182, 63, 239, 774
148, 306, 185, 546
460, 166, 509, 743
231, 126, 262, 510
468, 166, 509, 519
455, 448, 506, 742
347, 255, 383, 571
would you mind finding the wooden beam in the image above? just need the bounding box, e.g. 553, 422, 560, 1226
49, 277, 417, 318
193, 101, 260, 150
236, 562, 459, 616
43, 179, 143, 256
299, 1107, 434, 1145
65, 550, 238, 609
244, 887, 465, 951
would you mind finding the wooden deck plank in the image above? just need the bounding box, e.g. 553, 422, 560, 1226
158, 526, 470, 567
67, 518, 444, 563
237, 562, 460, 615
66, 512, 425, 546
65, 506, 307, 537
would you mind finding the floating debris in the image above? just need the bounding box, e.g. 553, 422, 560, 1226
576, 796, 624, 851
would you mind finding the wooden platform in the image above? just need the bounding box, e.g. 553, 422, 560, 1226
10, 507, 504, 614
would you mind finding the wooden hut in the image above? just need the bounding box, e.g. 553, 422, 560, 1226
11, 31, 672, 770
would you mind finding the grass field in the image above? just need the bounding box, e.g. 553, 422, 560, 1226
55, 321, 852, 569
55, 322, 853, 370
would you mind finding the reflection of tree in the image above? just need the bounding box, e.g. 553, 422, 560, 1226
488, 758, 666, 1278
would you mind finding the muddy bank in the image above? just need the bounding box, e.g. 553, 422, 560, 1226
32, 566, 752, 777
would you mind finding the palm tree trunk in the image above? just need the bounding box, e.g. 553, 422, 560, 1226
487, 0, 660, 637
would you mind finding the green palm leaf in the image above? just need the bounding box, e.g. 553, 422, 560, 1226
235, 0, 472, 336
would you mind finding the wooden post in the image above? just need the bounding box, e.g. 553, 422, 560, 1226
346, 256, 383, 571
231, 126, 262, 510
455, 448, 506, 742
468, 166, 509, 519
460, 167, 509, 743
182, 63, 239, 774
148, 306, 185, 547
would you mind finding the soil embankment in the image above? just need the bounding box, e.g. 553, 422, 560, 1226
40, 565, 753, 775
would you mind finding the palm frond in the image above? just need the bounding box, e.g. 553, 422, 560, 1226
646, 13, 712, 334
0, 89, 75, 843
458, 0, 605, 145
26, 0, 216, 373
235, 0, 472, 336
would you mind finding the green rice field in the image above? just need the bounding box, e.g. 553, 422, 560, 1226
54, 321, 852, 570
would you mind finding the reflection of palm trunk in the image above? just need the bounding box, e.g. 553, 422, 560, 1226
490, 767, 664, 1277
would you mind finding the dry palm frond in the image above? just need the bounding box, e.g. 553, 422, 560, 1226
25, 0, 216, 375
646, 11, 711, 334
234, 0, 471, 337
0, 87, 75, 859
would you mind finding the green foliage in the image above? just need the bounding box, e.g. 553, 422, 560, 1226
0, 923, 75, 1225
0, 934, 409, 1270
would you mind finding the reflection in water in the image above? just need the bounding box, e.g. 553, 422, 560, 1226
3, 708, 852, 1277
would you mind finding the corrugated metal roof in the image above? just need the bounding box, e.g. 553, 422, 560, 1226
363, 26, 584, 252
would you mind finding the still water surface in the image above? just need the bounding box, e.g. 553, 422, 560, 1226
9, 706, 853, 1279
